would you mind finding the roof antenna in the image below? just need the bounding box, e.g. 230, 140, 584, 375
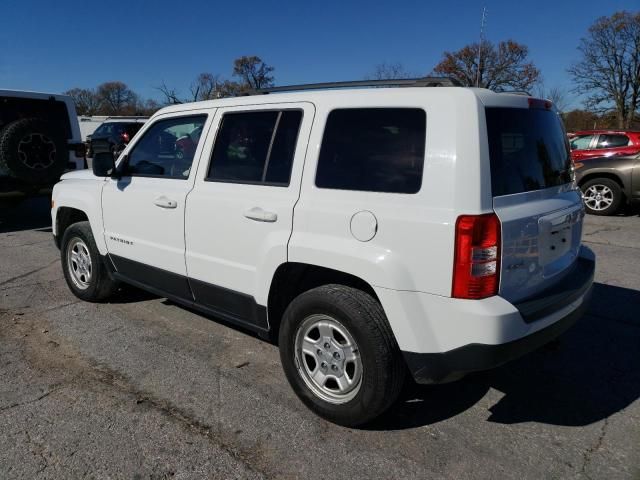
476, 6, 488, 88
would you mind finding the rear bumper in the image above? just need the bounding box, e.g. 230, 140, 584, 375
399, 246, 595, 384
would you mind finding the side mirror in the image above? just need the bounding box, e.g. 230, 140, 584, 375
92, 151, 115, 177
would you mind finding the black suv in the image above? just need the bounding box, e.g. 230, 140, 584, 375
87, 120, 146, 158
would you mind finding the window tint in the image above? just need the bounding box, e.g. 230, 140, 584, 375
315, 108, 426, 193
486, 108, 572, 197
125, 115, 207, 179
207, 110, 302, 185
596, 134, 629, 149
569, 134, 593, 150
93, 123, 125, 136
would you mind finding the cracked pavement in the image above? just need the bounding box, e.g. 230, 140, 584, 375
1, 198, 639, 479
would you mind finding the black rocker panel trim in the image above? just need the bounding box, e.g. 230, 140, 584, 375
190, 278, 268, 329
109, 254, 193, 300
107, 254, 269, 332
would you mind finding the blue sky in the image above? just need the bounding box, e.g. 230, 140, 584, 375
0, 0, 636, 108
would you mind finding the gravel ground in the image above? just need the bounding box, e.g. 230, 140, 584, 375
1, 197, 639, 479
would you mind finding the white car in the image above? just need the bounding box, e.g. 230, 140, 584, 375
51, 79, 595, 426
1, 90, 85, 198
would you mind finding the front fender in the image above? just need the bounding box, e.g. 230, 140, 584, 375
52, 178, 106, 254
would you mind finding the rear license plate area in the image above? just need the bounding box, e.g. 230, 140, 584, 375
538, 206, 584, 276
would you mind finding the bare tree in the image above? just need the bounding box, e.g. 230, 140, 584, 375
568, 11, 640, 129
232, 56, 275, 90
96, 81, 138, 115
64, 88, 102, 115
536, 85, 571, 113
433, 40, 540, 92
366, 62, 413, 80
156, 81, 184, 105
190, 73, 222, 101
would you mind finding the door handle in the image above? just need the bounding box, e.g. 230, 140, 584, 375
243, 207, 278, 222
153, 196, 178, 209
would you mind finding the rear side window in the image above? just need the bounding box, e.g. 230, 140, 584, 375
207, 110, 302, 186
316, 108, 426, 193
596, 134, 629, 149
486, 108, 572, 197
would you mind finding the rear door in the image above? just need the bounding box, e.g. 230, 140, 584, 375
185, 103, 314, 328
593, 133, 632, 158
486, 104, 584, 303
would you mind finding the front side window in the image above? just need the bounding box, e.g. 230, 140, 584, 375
315, 108, 426, 194
207, 110, 302, 186
124, 115, 207, 179
569, 134, 594, 151
596, 134, 629, 149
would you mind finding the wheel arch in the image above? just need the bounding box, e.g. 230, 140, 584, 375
578, 171, 625, 191
267, 262, 381, 340
56, 207, 89, 246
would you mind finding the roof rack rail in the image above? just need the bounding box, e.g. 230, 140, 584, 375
256, 77, 461, 94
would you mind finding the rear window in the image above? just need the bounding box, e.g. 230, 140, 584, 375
93, 122, 127, 136
316, 108, 426, 194
596, 134, 629, 149
486, 108, 572, 197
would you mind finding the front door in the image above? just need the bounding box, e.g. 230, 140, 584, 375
185, 103, 314, 328
102, 111, 211, 297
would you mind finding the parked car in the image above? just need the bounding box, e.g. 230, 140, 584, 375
86, 119, 146, 159
0, 89, 85, 200
51, 79, 594, 426
569, 130, 640, 162
574, 152, 640, 215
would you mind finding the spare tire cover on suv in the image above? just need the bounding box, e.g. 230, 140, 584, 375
0, 118, 68, 184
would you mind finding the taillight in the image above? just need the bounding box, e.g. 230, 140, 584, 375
72, 143, 86, 158
452, 213, 501, 299
121, 132, 130, 142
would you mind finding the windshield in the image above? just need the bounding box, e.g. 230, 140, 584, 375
486, 107, 572, 197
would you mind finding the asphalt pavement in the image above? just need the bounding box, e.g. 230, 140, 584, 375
1, 197, 639, 479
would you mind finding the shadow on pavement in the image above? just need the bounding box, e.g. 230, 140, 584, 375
368, 282, 640, 430
0, 197, 51, 233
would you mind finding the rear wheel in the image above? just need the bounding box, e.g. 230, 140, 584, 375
279, 284, 405, 426
581, 178, 623, 216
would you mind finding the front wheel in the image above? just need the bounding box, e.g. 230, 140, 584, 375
279, 284, 405, 427
60, 221, 118, 302
581, 178, 623, 216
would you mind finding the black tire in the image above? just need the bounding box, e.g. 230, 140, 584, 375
60, 221, 118, 302
279, 284, 405, 427
581, 178, 624, 216
0, 118, 68, 185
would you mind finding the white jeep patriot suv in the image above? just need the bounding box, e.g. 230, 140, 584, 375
51, 78, 595, 426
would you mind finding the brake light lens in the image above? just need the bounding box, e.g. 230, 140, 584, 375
72, 143, 86, 158
528, 97, 552, 110
452, 213, 501, 299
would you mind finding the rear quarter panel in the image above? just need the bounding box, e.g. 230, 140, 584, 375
288, 88, 487, 296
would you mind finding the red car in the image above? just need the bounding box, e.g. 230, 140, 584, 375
569, 130, 640, 161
